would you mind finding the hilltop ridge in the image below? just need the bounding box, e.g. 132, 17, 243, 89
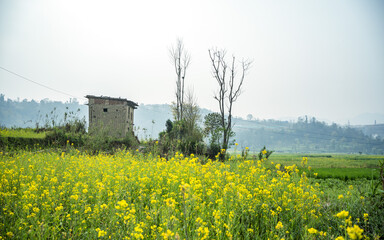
1, 97, 383, 154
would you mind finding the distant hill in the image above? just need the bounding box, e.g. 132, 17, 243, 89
352, 124, 384, 140
232, 118, 384, 154
0, 94, 88, 128
1, 95, 383, 154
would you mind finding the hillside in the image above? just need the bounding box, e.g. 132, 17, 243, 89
1, 96, 383, 154
353, 124, 384, 140
233, 119, 384, 154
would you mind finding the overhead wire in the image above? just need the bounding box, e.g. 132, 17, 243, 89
0, 66, 84, 100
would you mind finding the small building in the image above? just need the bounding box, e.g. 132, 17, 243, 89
86, 95, 138, 138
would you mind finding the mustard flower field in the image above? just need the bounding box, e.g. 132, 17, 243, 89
0, 150, 382, 239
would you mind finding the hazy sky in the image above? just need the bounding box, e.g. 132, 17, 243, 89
1, 0, 384, 124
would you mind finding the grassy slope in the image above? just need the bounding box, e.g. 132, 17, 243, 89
0, 128, 46, 139
267, 153, 383, 180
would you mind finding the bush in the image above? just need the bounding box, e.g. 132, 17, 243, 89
45, 127, 85, 147
84, 125, 138, 154
158, 119, 205, 156
0, 136, 46, 151
206, 143, 221, 159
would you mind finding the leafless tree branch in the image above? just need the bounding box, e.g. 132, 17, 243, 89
169, 39, 191, 121
208, 48, 252, 150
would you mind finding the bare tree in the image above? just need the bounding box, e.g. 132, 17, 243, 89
208, 48, 252, 150
169, 39, 191, 121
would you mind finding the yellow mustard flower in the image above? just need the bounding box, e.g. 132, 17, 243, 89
307, 228, 318, 234
336, 210, 349, 219
347, 225, 364, 240
275, 221, 283, 230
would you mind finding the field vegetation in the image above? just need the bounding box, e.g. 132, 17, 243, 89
265, 154, 383, 180
0, 128, 46, 139
0, 146, 383, 239
1, 103, 384, 239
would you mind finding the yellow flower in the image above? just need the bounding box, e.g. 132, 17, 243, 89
275, 164, 281, 170
116, 200, 128, 209
275, 221, 283, 230
301, 157, 308, 166
307, 228, 318, 234
338, 194, 344, 199
335, 237, 345, 240
336, 210, 349, 219
161, 229, 174, 239
345, 217, 352, 226
55, 205, 63, 212
347, 225, 364, 240
70, 194, 79, 201
84, 206, 92, 213
262, 149, 267, 154
96, 228, 107, 238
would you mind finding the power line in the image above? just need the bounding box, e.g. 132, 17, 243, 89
0, 66, 83, 99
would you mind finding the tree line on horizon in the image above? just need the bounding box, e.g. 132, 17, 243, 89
1, 94, 383, 154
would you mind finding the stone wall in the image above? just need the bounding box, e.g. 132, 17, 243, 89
87, 97, 135, 138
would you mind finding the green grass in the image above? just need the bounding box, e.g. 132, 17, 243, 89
236, 152, 384, 180
0, 128, 46, 139
306, 168, 380, 180
268, 153, 383, 169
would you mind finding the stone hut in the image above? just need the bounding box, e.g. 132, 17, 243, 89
86, 95, 138, 138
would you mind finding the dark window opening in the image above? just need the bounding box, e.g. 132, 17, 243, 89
103, 108, 108, 112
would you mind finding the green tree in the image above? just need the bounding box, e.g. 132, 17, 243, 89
204, 112, 223, 146
160, 90, 204, 155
